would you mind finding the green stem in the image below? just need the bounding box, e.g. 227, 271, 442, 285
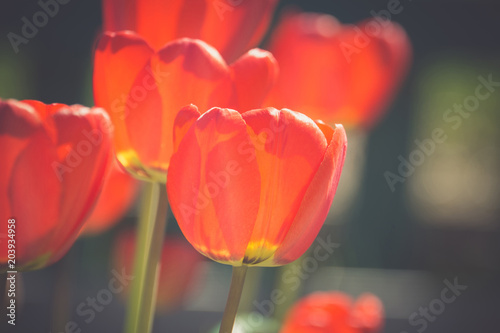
124, 182, 169, 333
238, 267, 262, 312
219, 265, 248, 333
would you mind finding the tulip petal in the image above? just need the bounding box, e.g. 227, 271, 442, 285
265, 13, 349, 120
341, 21, 411, 128
0, 100, 42, 228
173, 105, 201, 153
199, 0, 279, 63
104, 0, 206, 51
266, 12, 411, 129
271, 123, 347, 265
103, 0, 137, 33
93, 31, 155, 156
350, 293, 384, 333
48, 106, 112, 265
241, 108, 328, 264
1, 101, 112, 271
6, 130, 61, 269
280, 292, 355, 333
126, 39, 232, 171
103, 0, 278, 62
230, 49, 279, 111
137, 0, 206, 51
168, 108, 261, 264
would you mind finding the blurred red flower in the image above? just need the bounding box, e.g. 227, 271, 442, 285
280, 292, 384, 333
0, 99, 112, 271
82, 159, 140, 235
93, 32, 278, 182
167, 106, 347, 266
113, 230, 205, 312
266, 12, 411, 129
102, 0, 278, 63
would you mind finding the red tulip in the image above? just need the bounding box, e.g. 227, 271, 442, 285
93, 31, 278, 182
280, 292, 384, 333
167, 106, 347, 266
0, 99, 112, 271
102, 0, 278, 63
266, 12, 411, 129
113, 230, 204, 311
82, 159, 140, 235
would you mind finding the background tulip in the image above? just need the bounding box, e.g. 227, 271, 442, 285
0, 99, 112, 271
112, 230, 205, 312
93, 32, 278, 182
82, 159, 140, 235
280, 292, 384, 333
265, 11, 411, 130
167, 106, 347, 267
102, 0, 278, 63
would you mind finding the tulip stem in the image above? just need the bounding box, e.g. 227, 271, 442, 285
219, 265, 248, 333
125, 182, 169, 333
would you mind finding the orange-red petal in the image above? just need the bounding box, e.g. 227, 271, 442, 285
173, 105, 201, 154
1, 101, 112, 271
241, 108, 328, 264
230, 49, 279, 112
168, 107, 347, 267
45, 106, 112, 267
266, 12, 411, 129
102, 0, 278, 62
125, 38, 232, 172
0, 100, 42, 230
167, 107, 261, 264
7, 130, 61, 268
273, 123, 346, 265
350, 293, 384, 333
280, 292, 354, 333
93, 31, 156, 178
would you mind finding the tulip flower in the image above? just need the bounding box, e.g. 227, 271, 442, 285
0, 99, 112, 271
167, 105, 347, 267
113, 230, 204, 312
102, 0, 278, 63
93, 31, 278, 183
266, 12, 411, 129
280, 292, 384, 333
93, 31, 275, 333
82, 159, 140, 235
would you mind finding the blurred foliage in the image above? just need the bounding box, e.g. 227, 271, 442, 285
409, 57, 500, 228
0, 43, 34, 99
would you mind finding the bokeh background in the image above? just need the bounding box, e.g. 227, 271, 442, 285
1, 0, 499, 332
